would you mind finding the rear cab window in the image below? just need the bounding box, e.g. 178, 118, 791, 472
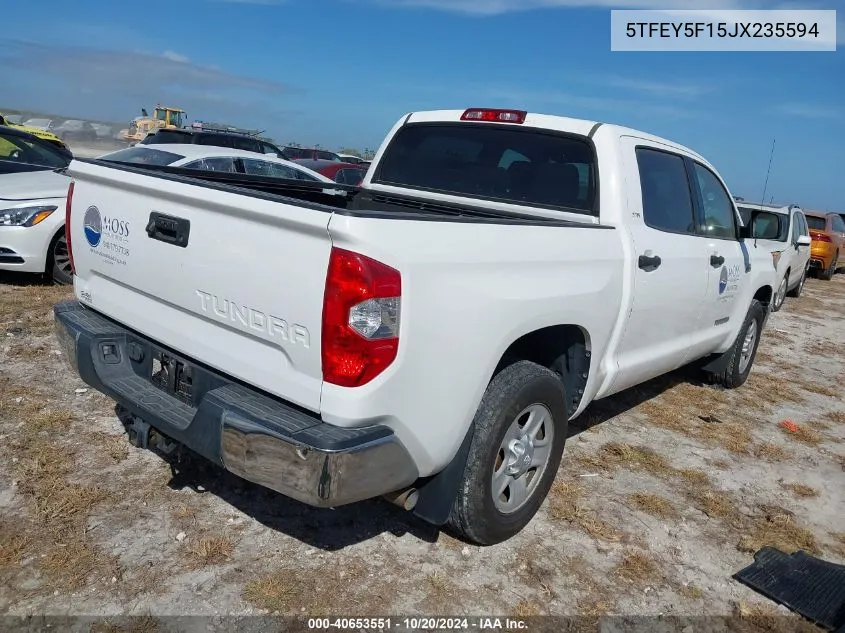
139, 130, 192, 145
372, 123, 598, 215
806, 216, 827, 231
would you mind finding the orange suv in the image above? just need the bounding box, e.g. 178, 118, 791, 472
805, 210, 845, 280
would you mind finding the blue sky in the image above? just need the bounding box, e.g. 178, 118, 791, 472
0, 0, 842, 209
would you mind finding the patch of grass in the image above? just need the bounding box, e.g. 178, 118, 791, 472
244, 572, 310, 613
793, 378, 839, 398
628, 492, 679, 520
830, 532, 845, 559
0, 285, 73, 334
780, 482, 819, 498
0, 519, 31, 568
6, 343, 48, 360
614, 549, 661, 584
677, 468, 711, 487
42, 537, 118, 590
599, 442, 673, 477
779, 421, 822, 446
548, 481, 623, 542
691, 489, 738, 520
579, 598, 615, 617
171, 505, 199, 525
90, 616, 158, 633
826, 410, 845, 425
29, 408, 75, 432
733, 601, 820, 633
638, 394, 754, 455
678, 584, 703, 600
244, 559, 372, 615
738, 505, 820, 555
510, 599, 542, 617
187, 536, 235, 566
1, 379, 115, 593
806, 340, 835, 357
102, 434, 130, 464
754, 442, 792, 462
742, 371, 805, 406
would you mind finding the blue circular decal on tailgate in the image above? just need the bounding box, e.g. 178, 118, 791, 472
83, 206, 102, 247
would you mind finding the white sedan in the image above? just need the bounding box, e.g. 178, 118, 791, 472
0, 126, 73, 284
97, 144, 341, 190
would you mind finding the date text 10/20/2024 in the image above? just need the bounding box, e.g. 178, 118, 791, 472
307, 618, 529, 631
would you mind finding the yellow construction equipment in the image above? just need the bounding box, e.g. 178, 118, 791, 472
120, 104, 185, 143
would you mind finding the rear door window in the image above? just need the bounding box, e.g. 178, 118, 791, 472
374, 123, 597, 214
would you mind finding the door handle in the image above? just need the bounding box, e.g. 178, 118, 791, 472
638, 254, 662, 272
710, 255, 725, 268
146, 212, 191, 248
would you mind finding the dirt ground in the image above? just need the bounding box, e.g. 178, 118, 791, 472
0, 269, 843, 631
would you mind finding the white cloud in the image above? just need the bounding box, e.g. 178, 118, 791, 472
162, 50, 189, 63
477, 86, 698, 120
0, 40, 299, 125
601, 76, 712, 99
776, 103, 842, 119
369, 0, 757, 16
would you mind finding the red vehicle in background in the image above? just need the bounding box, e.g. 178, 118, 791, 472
293, 159, 367, 185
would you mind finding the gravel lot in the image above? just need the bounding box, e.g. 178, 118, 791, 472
0, 269, 842, 631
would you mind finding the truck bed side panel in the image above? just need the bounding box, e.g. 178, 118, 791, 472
321, 214, 625, 475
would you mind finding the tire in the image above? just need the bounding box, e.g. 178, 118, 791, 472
820, 251, 838, 281
771, 274, 788, 312
48, 231, 73, 285
786, 265, 807, 298
446, 360, 568, 545
706, 300, 764, 389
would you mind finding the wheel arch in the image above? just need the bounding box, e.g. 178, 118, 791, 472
412, 323, 591, 527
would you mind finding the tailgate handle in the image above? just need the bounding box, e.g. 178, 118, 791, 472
146, 212, 190, 248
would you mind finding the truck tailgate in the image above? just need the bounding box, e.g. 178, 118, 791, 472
66, 160, 333, 412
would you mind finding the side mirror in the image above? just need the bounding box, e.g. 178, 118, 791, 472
796, 235, 812, 247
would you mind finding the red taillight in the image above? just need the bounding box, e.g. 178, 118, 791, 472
461, 108, 526, 124
65, 181, 75, 276
811, 231, 831, 243
322, 247, 401, 387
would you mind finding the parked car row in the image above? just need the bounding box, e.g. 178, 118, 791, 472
6, 116, 116, 142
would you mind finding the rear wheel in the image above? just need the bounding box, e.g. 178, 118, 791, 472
820, 251, 838, 281
48, 232, 73, 285
706, 300, 764, 389
786, 265, 808, 298
447, 361, 568, 545
771, 274, 788, 312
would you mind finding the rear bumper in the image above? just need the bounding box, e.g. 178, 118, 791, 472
810, 243, 834, 269
53, 300, 419, 507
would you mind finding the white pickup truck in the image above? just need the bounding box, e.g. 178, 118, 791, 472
54, 108, 778, 544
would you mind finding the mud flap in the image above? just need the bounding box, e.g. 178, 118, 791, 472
411, 422, 475, 526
